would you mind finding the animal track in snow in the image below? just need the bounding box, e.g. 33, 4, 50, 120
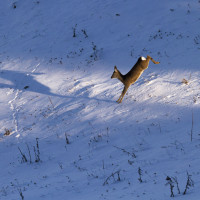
8, 89, 21, 137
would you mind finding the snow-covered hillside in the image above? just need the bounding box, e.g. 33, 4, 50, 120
1, 0, 200, 199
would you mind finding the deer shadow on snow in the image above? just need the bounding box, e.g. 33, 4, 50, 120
0, 70, 64, 97
0, 70, 114, 103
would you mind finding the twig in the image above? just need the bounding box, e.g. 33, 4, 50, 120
81, 29, 88, 38
72, 24, 77, 37
191, 111, 194, 142
158, 122, 161, 133
65, 133, 70, 144
172, 177, 180, 194
18, 147, 27, 163
17, 187, 24, 200
183, 172, 194, 195
166, 176, 175, 197
102, 160, 105, 170
138, 167, 143, 183
113, 145, 136, 158
103, 170, 121, 186
48, 96, 54, 109
26, 143, 32, 164
34, 138, 40, 162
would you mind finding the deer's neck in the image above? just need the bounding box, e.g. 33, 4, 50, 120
117, 71, 125, 83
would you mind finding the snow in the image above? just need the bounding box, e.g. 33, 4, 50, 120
0, 0, 200, 199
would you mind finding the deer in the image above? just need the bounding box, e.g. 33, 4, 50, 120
111, 55, 160, 103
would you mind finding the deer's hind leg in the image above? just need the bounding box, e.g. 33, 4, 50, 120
117, 85, 129, 103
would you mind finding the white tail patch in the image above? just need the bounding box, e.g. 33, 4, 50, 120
141, 56, 146, 60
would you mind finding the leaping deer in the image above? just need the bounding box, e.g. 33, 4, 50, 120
111, 55, 160, 103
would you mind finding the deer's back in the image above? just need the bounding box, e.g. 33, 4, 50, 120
124, 62, 146, 85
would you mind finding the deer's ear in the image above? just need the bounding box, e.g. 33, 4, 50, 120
114, 66, 117, 72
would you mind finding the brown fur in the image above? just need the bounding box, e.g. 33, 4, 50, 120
111, 55, 160, 103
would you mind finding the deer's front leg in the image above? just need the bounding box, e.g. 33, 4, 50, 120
117, 86, 129, 103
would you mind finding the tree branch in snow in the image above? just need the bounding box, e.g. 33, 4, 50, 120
103, 170, 121, 186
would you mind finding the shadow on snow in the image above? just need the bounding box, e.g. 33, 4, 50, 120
0, 70, 65, 97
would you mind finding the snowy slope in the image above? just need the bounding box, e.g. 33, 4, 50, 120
0, 0, 200, 199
